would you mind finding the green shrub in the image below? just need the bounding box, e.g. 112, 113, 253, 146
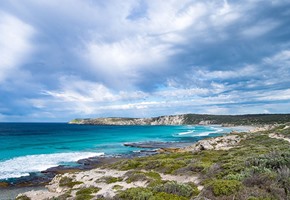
96, 176, 123, 184
225, 172, 249, 181
118, 160, 142, 170
152, 181, 199, 198
125, 171, 150, 183
210, 179, 242, 196
113, 184, 124, 190
151, 192, 188, 200
247, 151, 290, 170
110, 152, 196, 175
144, 171, 161, 180
117, 187, 154, 200
117, 187, 192, 200
49, 191, 72, 200
125, 171, 161, 183
75, 187, 100, 200
59, 176, 82, 188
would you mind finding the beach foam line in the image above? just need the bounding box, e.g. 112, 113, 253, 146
196, 127, 224, 136
177, 126, 224, 137
0, 152, 104, 180
178, 130, 195, 135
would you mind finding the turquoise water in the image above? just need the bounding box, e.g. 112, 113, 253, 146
0, 123, 234, 180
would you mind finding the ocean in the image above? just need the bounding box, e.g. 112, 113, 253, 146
0, 123, 239, 181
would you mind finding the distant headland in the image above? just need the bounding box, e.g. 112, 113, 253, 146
69, 113, 290, 126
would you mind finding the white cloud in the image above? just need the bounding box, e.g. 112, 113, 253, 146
84, 36, 172, 86
256, 89, 290, 101
80, 1, 211, 87
193, 65, 258, 80
210, 0, 240, 27
42, 76, 118, 103
263, 50, 290, 66
0, 12, 35, 82
155, 87, 210, 98
204, 106, 230, 115
241, 20, 279, 38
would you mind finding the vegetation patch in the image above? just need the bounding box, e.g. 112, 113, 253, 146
152, 181, 199, 198
125, 170, 161, 183
113, 184, 124, 190
117, 187, 154, 200
49, 191, 72, 200
210, 179, 242, 196
59, 176, 83, 188
151, 192, 188, 200
117, 181, 199, 200
96, 176, 123, 184
110, 152, 195, 174
75, 187, 101, 200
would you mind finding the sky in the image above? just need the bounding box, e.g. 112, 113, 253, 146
0, 0, 290, 122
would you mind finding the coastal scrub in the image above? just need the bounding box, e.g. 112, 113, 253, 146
75, 187, 101, 200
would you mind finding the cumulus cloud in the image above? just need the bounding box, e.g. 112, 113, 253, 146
0, 12, 35, 82
0, 0, 290, 121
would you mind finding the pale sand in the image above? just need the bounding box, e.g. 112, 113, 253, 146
20, 168, 200, 200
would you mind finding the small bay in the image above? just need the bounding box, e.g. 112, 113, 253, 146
0, 123, 239, 180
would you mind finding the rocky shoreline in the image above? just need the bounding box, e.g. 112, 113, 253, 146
2, 124, 278, 199
14, 125, 266, 200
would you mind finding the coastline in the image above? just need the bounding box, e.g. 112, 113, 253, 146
10, 125, 268, 200
0, 125, 254, 200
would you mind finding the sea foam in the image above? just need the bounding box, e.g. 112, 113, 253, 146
178, 130, 195, 135
0, 152, 104, 180
177, 126, 224, 136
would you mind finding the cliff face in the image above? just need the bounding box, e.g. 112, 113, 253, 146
69, 114, 290, 125
69, 115, 189, 125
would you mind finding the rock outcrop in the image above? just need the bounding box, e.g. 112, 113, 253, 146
184, 134, 245, 152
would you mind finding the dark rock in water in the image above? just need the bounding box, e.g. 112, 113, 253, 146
42, 165, 82, 174
77, 156, 101, 166
76, 156, 123, 168
130, 150, 158, 157
7, 172, 54, 188
124, 141, 192, 149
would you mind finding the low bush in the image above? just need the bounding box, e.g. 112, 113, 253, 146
117, 187, 154, 200
96, 176, 123, 184
144, 171, 161, 180
151, 192, 188, 200
152, 181, 199, 198
125, 171, 151, 183
125, 170, 161, 183
113, 184, 124, 190
210, 179, 242, 196
59, 176, 82, 188
49, 191, 72, 200
75, 187, 100, 200
118, 160, 142, 170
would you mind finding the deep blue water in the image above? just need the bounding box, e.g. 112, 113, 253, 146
0, 123, 236, 180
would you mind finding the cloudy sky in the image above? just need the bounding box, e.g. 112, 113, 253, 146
0, 0, 290, 122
